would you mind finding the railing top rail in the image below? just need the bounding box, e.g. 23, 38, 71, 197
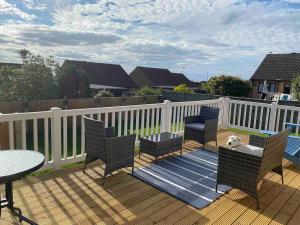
61, 102, 166, 116
230, 99, 272, 107
170, 99, 221, 107
277, 104, 300, 111
0, 111, 52, 122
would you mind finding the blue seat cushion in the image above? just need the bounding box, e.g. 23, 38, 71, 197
185, 123, 205, 131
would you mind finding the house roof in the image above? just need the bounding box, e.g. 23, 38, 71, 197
171, 72, 198, 87
64, 60, 137, 89
134, 66, 196, 87
251, 53, 300, 81
0, 62, 22, 69
136, 66, 174, 86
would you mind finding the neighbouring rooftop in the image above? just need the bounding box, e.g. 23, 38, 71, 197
251, 53, 300, 81
63, 60, 137, 89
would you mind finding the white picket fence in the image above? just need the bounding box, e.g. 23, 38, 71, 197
0, 98, 224, 170
1, 97, 299, 170
228, 100, 300, 134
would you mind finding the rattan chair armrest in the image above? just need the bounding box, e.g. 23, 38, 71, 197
249, 135, 266, 148
104, 134, 136, 158
218, 145, 261, 173
184, 115, 201, 124
105, 127, 115, 138
204, 118, 218, 129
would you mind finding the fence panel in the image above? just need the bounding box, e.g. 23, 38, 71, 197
0, 111, 53, 169
228, 100, 300, 135
0, 98, 224, 170
229, 100, 272, 131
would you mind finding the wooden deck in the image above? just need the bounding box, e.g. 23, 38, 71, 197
1, 130, 300, 225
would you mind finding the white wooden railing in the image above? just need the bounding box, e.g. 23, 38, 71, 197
0, 99, 224, 170
228, 100, 300, 135
1, 97, 299, 170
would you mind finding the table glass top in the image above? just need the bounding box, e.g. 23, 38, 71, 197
142, 132, 182, 142
0, 150, 45, 179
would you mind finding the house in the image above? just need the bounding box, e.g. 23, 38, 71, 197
250, 53, 300, 98
171, 72, 199, 89
129, 66, 197, 89
62, 60, 137, 96
0, 62, 22, 69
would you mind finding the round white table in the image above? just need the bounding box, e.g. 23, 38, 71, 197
0, 150, 44, 225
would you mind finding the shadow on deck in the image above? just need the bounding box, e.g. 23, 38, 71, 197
1, 130, 300, 225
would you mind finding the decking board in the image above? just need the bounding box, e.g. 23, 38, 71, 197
0, 130, 299, 225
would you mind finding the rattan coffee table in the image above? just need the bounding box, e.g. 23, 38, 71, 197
139, 132, 183, 163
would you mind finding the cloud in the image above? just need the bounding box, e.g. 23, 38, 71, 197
18, 26, 122, 46
0, 0, 300, 80
21, 0, 47, 11
282, 0, 300, 3
0, 0, 36, 20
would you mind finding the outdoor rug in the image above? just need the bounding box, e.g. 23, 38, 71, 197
133, 149, 231, 209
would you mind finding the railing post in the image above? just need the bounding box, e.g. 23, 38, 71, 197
0, 113, 9, 150
268, 102, 278, 131
219, 97, 230, 129
161, 100, 172, 132
51, 107, 62, 170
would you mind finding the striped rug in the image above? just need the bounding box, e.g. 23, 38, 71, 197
133, 149, 231, 209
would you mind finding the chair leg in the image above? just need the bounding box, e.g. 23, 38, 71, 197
83, 154, 97, 174
102, 167, 109, 186
280, 167, 284, 184
131, 165, 134, 175
83, 161, 87, 174
102, 170, 107, 186
215, 139, 218, 147
215, 184, 218, 192
273, 166, 284, 184
256, 197, 260, 210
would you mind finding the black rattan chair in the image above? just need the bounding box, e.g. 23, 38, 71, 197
83, 116, 135, 185
184, 106, 219, 147
216, 128, 290, 209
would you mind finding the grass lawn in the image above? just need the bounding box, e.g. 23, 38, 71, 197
226, 127, 268, 137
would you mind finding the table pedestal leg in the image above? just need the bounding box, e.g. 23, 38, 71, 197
5, 181, 38, 225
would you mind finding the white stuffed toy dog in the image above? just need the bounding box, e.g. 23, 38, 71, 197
227, 135, 241, 148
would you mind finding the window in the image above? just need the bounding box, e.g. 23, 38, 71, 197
258, 82, 277, 93
283, 83, 291, 94
267, 83, 277, 93
258, 82, 264, 93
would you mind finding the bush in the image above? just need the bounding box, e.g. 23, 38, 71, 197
94, 90, 114, 98
291, 74, 300, 100
135, 86, 161, 96
206, 75, 251, 97
173, 84, 194, 94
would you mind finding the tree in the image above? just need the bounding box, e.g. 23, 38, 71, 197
135, 86, 161, 96
0, 49, 59, 102
173, 84, 194, 94
57, 63, 90, 98
291, 74, 300, 100
19, 49, 59, 100
0, 66, 22, 102
206, 75, 251, 97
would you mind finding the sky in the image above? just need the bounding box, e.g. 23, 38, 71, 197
0, 0, 300, 81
